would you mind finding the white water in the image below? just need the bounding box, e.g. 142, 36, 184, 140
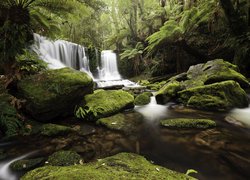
98, 50, 121, 81
227, 107, 250, 127
0, 151, 36, 180
135, 96, 169, 122
32, 33, 93, 77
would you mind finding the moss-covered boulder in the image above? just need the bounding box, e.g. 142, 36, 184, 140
178, 80, 249, 111
96, 113, 142, 134
22, 152, 195, 180
134, 92, 151, 105
156, 81, 182, 104
76, 90, 134, 120
156, 59, 249, 110
41, 123, 73, 136
10, 158, 44, 171
161, 118, 216, 129
18, 68, 93, 121
47, 150, 82, 166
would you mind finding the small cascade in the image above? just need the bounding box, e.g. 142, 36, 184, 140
98, 50, 121, 80
32, 33, 93, 77
135, 96, 169, 122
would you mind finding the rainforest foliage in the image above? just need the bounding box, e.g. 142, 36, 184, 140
0, 0, 249, 77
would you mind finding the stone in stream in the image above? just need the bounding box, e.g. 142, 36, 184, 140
10, 157, 45, 171
76, 90, 134, 120
134, 92, 152, 105
160, 118, 216, 129
47, 150, 82, 166
156, 59, 249, 111
21, 152, 196, 180
40, 123, 73, 137
17, 67, 93, 121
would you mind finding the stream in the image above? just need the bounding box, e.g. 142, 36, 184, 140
0, 97, 249, 180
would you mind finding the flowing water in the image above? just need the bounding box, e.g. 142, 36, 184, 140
1, 97, 249, 180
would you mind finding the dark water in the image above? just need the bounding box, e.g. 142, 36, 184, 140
0, 97, 250, 180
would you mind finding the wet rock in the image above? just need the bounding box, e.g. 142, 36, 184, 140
10, 157, 44, 171
97, 113, 142, 134
18, 68, 93, 121
47, 150, 82, 166
41, 123, 73, 137
22, 153, 195, 180
161, 118, 216, 129
156, 59, 249, 111
134, 92, 151, 105
76, 90, 134, 120
0, 149, 7, 160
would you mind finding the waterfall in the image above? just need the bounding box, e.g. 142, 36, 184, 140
98, 50, 121, 80
32, 33, 93, 77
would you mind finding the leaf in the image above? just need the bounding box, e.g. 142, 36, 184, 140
185, 169, 198, 176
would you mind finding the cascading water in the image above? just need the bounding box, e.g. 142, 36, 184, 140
98, 50, 121, 81
32, 33, 93, 77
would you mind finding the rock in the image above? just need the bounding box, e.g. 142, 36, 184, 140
97, 113, 142, 134
41, 123, 73, 137
18, 68, 93, 121
47, 150, 82, 166
0, 149, 7, 160
156, 81, 182, 104
178, 80, 249, 111
76, 90, 134, 120
10, 157, 44, 171
156, 59, 249, 111
134, 92, 151, 105
22, 153, 195, 180
160, 118, 216, 129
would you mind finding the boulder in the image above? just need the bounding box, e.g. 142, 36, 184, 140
156, 59, 249, 110
10, 158, 44, 171
178, 80, 249, 111
96, 112, 143, 134
76, 90, 134, 120
41, 123, 73, 136
47, 150, 82, 166
22, 152, 195, 180
18, 68, 93, 121
134, 92, 152, 105
161, 118, 216, 129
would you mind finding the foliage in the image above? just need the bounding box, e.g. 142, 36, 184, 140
16, 49, 47, 75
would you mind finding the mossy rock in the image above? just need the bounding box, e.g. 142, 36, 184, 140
156, 81, 182, 104
178, 80, 249, 111
47, 150, 82, 166
96, 113, 142, 134
10, 157, 44, 171
41, 123, 73, 136
77, 90, 134, 120
134, 92, 151, 105
18, 68, 93, 121
161, 118, 216, 129
22, 152, 195, 180
0, 149, 7, 160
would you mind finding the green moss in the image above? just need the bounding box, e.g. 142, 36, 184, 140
134, 92, 151, 105
161, 118, 216, 129
18, 68, 93, 121
76, 90, 134, 120
178, 80, 249, 111
22, 153, 195, 180
156, 81, 182, 104
96, 113, 142, 134
47, 151, 82, 166
10, 158, 44, 171
41, 123, 72, 136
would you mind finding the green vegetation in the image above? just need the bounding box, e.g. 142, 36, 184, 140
22, 152, 195, 180
10, 158, 44, 171
161, 118, 216, 129
47, 150, 82, 166
75, 90, 134, 120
